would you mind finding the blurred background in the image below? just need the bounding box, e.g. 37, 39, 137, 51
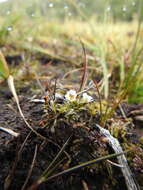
0, 0, 141, 44
0, 0, 141, 21
0, 0, 143, 103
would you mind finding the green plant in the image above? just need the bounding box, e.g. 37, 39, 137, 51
0, 51, 9, 78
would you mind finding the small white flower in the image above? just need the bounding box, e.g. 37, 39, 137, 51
81, 93, 93, 103
55, 93, 64, 100
65, 90, 77, 102
27, 36, 33, 42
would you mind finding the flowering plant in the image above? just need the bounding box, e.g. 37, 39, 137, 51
64, 89, 93, 103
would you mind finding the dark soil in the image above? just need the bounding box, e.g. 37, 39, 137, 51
0, 85, 143, 190
0, 56, 143, 190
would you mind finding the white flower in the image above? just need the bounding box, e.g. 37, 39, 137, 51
65, 90, 77, 102
55, 93, 64, 100
81, 93, 93, 103
27, 36, 33, 42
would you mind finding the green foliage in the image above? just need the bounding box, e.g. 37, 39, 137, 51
0, 51, 9, 79
110, 0, 138, 21
0, 13, 21, 46
0, 0, 141, 21
0, 0, 142, 106
128, 85, 143, 103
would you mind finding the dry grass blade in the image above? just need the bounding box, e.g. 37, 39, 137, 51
93, 80, 102, 118
62, 67, 99, 80
27, 136, 72, 190
82, 180, 89, 190
46, 151, 129, 182
104, 90, 128, 121
7, 75, 46, 140
79, 40, 88, 92
107, 159, 124, 168
0, 126, 19, 137
4, 132, 31, 190
21, 145, 38, 190
53, 77, 58, 101
42, 135, 72, 178
0, 51, 45, 140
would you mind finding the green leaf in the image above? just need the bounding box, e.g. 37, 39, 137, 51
0, 51, 10, 79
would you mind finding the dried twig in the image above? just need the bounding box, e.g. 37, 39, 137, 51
0, 127, 19, 137
79, 41, 88, 92
62, 66, 100, 79
4, 132, 32, 190
21, 145, 38, 190
93, 80, 102, 117
7, 75, 46, 140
